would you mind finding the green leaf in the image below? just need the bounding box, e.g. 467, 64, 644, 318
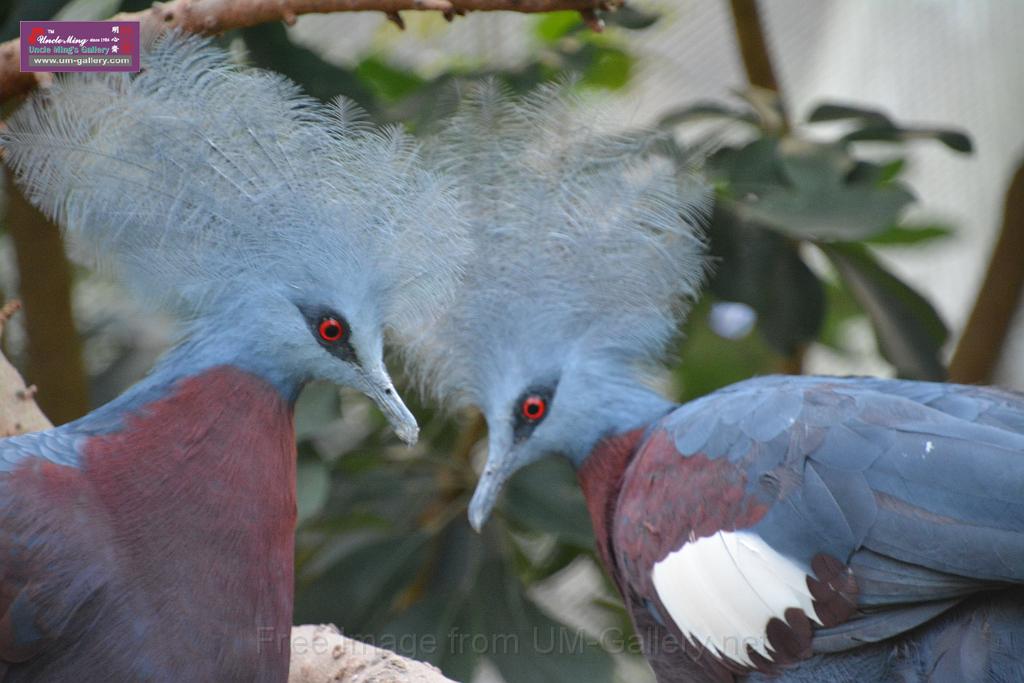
604, 6, 661, 30
475, 558, 615, 683
842, 126, 973, 153
864, 223, 954, 245
294, 382, 341, 441
808, 104, 970, 152
294, 532, 431, 629
817, 278, 865, 351
581, 45, 633, 90
932, 130, 973, 153
322, 463, 438, 530
676, 299, 783, 402
356, 56, 427, 104
379, 593, 476, 675
370, 517, 612, 683
241, 23, 376, 108
658, 101, 758, 128
823, 243, 948, 380
296, 453, 330, 524
706, 137, 786, 193
502, 458, 594, 549
776, 140, 853, 192
735, 181, 915, 241
876, 158, 907, 183
535, 11, 583, 42
708, 206, 825, 355
808, 102, 894, 128
727, 141, 916, 241
845, 157, 906, 186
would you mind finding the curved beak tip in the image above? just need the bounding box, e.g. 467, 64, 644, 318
467, 502, 487, 534
396, 421, 419, 446
467, 477, 500, 534
361, 368, 419, 446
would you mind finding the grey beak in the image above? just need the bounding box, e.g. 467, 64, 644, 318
468, 467, 502, 532
360, 367, 419, 446
467, 427, 514, 532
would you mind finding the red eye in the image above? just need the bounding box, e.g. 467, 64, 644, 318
318, 318, 346, 343
521, 396, 547, 421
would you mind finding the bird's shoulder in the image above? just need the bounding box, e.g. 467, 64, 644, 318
0, 376, 173, 475
0, 427, 84, 473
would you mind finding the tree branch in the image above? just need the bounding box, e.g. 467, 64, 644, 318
0, 301, 53, 436
728, 0, 780, 95
0, 303, 455, 682
728, 0, 804, 374
0, 0, 623, 101
4, 173, 90, 425
948, 158, 1024, 384
290, 624, 455, 682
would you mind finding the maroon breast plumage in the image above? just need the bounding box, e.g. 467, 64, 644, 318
0, 366, 297, 682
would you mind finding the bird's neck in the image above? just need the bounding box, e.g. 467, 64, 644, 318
575, 387, 675, 568
563, 383, 675, 468
83, 333, 302, 429
577, 426, 649, 574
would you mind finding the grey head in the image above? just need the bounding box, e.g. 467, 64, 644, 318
2, 34, 467, 444
400, 82, 709, 527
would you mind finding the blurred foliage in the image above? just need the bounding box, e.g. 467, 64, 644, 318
0, 2, 976, 682
661, 90, 969, 386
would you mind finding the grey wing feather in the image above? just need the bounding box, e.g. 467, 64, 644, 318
664, 375, 1024, 649
810, 598, 964, 653
0, 429, 83, 472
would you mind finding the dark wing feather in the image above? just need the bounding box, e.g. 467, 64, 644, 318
660, 375, 1024, 651
0, 436, 108, 674
0, 430, 82, 473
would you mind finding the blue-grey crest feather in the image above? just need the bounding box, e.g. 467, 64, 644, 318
1, 34, 466, 334
400, 82, 710, 407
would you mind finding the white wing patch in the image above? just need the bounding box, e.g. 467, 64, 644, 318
651, 530, 821, 668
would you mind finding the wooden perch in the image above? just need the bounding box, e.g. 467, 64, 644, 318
948, 159, 1024, 384
0, 301, 53, 437
0, 0, 623, 101
290, 625, 455, 683
0, 302, 455, 682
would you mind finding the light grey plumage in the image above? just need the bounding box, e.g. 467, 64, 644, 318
398, 82, 709, 528
4, 34, 464, 335
3, 33, 469, 442
403, 81, 708, 413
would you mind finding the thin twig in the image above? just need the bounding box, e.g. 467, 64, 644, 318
5, 175, 90, 424
0, 0, 623, 101
728, 0, 781, 96
948, 159, 1024, 384
0, 300, 54, 436
728, 0, 804, 374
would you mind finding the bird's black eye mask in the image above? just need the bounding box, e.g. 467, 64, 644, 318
299, 306, 358, 363
512, 383, 557, 443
